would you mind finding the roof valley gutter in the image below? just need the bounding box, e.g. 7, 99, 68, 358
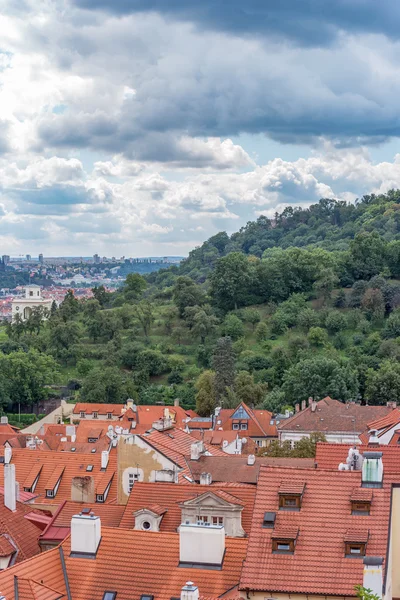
13, 575, 18, 600
59, 546, 72, 600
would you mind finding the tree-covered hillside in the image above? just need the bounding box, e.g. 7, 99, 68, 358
3, 190, 400, 418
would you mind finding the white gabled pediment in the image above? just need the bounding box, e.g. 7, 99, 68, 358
180, 491, 236, 508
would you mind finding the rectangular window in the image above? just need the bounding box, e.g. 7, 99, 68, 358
240, 423, 248, 430
93, 412, 98, 419
103, 593, 117, 600
277, 543, 290, 551
196, 515, 209, 523
107, 413, 112, 419
212, 516, 223, 525
46, 490, 54, 498
80, 412, 85, 418
128, 473, 140, 493
97, 494, 104, 503
350, 547, 361, 555
284, 498, 297, 507
233, 423, 239, 430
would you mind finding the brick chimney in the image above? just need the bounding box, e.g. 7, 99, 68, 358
179, 523, 225, 567
181, 582, 199, 600
295, 404, 300, 413
71, 513, 101, 557
308, 397, 313, 406
174, 398, 180, 407
301, 400, 306, 411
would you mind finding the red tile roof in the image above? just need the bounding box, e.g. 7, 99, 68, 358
367, 409, 400, 431
120, 482, 256, 534
0, 528, 248, 600
216, 402, 277, 438
186, 455, 315, 484
0, 493, 47, 562
240, 466, 392, 596
0, 448, 117, 504
0, 534, 16, 557
278, 397, 393, 434
315, 442, 400, 472
73, 403, 124, 415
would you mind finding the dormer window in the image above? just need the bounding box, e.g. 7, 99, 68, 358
240, 423, 248, 430
93, 412, 98, 419
344, 529, 369, 558
80, 412, 85, 418
107, 413, 112, 419
278, 481, 305, 511
233, 423, 239, 430
350, 488, 373, 515
272, 527, 299, 554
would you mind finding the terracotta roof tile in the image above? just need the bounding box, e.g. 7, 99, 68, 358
17, 578, 64, 600
278, 481, 305, 495
0, 534, 16, 557
0, 493, 47, 562
0, 448, 117, 504
350, 487, 373, 502
45, 465, 65, 491
279, 397, 392, 434
239, 466, 393, 596
216, 402, 277, 438
186, 455, 315, 484
271, 526, 299, 540
344, 528, 369, 543
120, 482, 256, 534
316, 442, 400, 472
73, 403, 123, 415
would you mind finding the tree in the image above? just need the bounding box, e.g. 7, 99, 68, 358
325, 310, 346, 334
195, 370, 216, 416
308, 327, 329, 347
80, 367, 135, 403
83, 299, 101, 320
92, 285, 110, 307
349, 232, 387, 280
222, 314, 244, 341
210, 252, 252, 311
365, 362, 400, 405
297, 308, 319, 331
138, 350, 168, 376
313, 268, 339, 302
243, 308, 261, 331
282, 356, 359, 403
58, 290, 80, 321
255, 321, 268, 342
212, 337, 236, 404
334, 289, 346, 308
124, 273, 147, 302
361, 288, 385, 320
354, 586, 381, 600
260, 432, 327, 458
49, 320, 81, 365
173, 277, 205, 318
163, 306, 178, 335
383, 310, 400, 338
235, 370, 267, 405
0, 349, 59, 411
132, 301, 154, 338
191, 309, 218, 344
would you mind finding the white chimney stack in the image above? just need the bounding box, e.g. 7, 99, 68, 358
368, 429, 380, 446
200, 472, 212, 485
181, 582, 199, 600
4, 464, 16, 512
363, 557, 383, 597
190, 443, 200, 461
4, 447, 12, 465
71, 513, 101, 556
101, 451, 109, 470
362, 452, 383, 487
0, 417, 8, 425
179, 523, 225, 567
247, 454, 256, 466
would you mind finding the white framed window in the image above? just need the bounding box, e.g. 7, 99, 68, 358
93, 412, 98, 419
80, 412, 85, 418
128, 472, 140, 493
46, 490, 54, 498
240, 423, 248, 430
107, 413, 112, 419
196, 515, 209, 523
212, 516, 223, 525
233, 423, 239, 430
97, 494, 104, 503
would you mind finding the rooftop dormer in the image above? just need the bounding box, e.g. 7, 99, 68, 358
278, 481, 305, 511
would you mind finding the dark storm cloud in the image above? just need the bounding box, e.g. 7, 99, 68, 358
71, 0, 400, 46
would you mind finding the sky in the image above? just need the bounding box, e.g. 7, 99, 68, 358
2, 1, 400, 257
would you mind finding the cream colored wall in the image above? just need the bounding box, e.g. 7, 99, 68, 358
390, 487, 400, 598
240, 592, 355, 600
117, 435, 178, 504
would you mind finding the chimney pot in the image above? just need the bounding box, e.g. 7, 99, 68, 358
0, 416, 8, 425
247, 454, 256, 466
301, 400, 306, 411
308, 397, 313, 406
190, 443, 201, 461
295, 404, 300, 413
200, 472, 212, 485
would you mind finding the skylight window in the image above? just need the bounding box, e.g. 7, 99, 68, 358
86, 465, 94, 472
103, 592, 117, 600
140, 595, 154, 600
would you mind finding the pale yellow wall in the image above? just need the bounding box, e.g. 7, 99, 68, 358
117, 436, 177, 504
390, 487, 400, 598
240, 592, 355, 600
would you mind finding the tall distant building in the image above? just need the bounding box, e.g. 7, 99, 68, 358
1, 255, 10, 265
38, 253, 44, 264
93, 254, 101, 264
26, 254, 31, 261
